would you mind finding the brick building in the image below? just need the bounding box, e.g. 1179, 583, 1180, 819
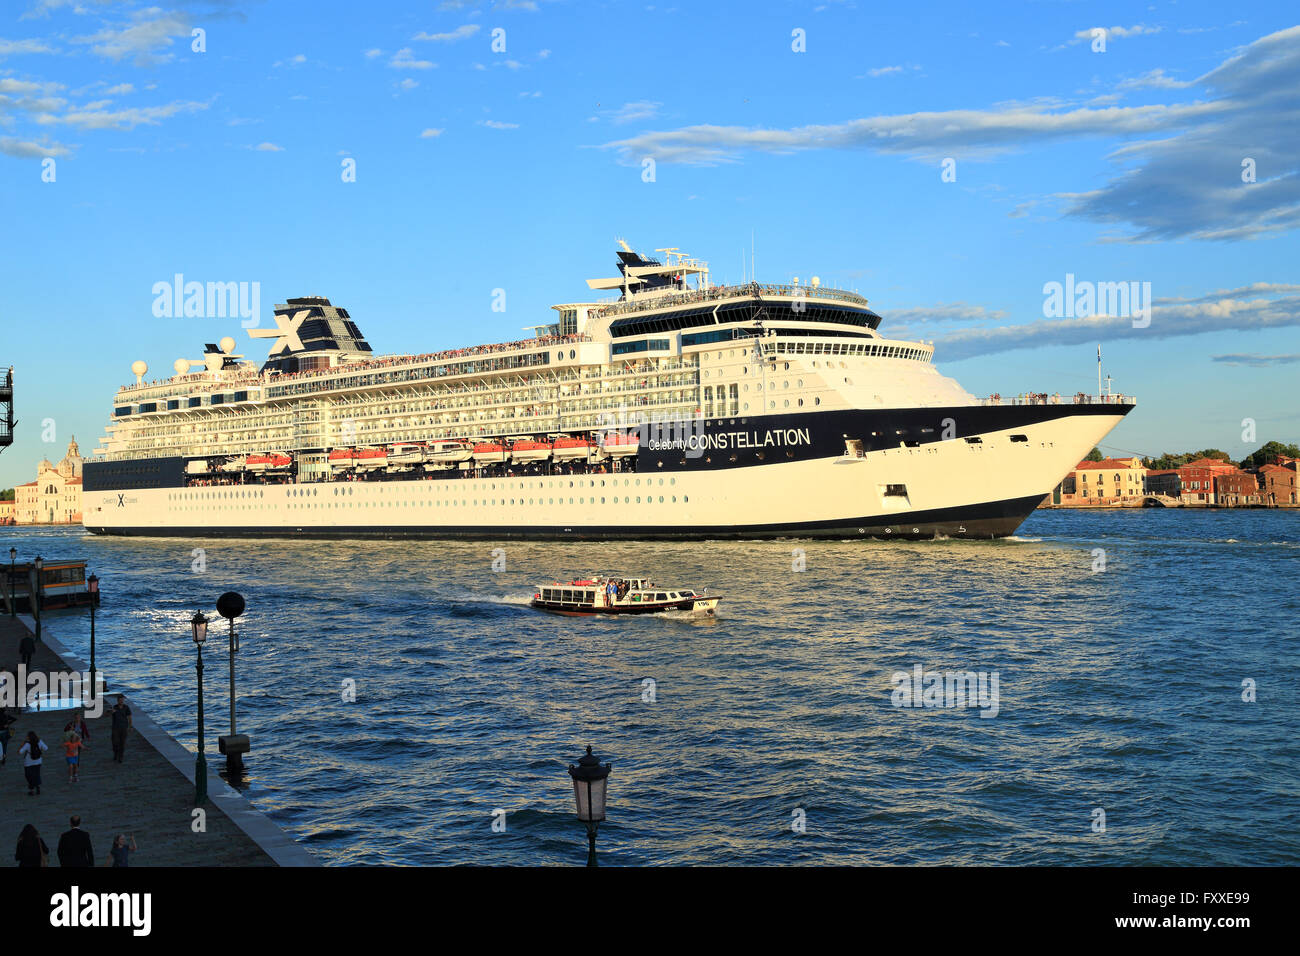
1258, 462, 1298, 506
1175, 457, 1237, 505
1214, 470, 1260, 507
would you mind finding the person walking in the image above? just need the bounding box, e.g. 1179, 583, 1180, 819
108, 834, 137, 867
56, 816, 93, 867
0, 707, 15, 766
18, 732, 46, 795
18, 633, 35, 671
14, 824, 48, 868
109, 695, 132, 763
63, 732, 87, 784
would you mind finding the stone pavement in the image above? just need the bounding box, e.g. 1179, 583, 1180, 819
0, 613, 311, 866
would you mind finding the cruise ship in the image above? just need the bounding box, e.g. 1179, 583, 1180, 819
83, 242, 1134, 540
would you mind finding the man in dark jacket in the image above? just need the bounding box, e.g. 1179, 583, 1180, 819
18, 633, 35, 670
57, 816, 94, 867
110, 695, 132, 762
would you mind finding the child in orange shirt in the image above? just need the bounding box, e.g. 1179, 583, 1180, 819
64, 733, 88, 783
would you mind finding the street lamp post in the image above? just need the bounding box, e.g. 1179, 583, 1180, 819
86, 573, 99, 699
191, 610, 208, 806
32, 556, 43, 642
215, 591, 249, 781
568, 745, 612, 867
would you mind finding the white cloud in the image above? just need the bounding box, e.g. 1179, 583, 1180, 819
390, 47, 435, 70
0, 37, 56, 56
364, 48, 383, 58
39, 99, 209, 130
73, 9, 193, 65
420, 127, 444, 138
599, 26, 1300, 243
478, 119, 518, 129
1070, 24, 1163, 44
865, 66, 903, 77
397, 78, 418, 90
413, 24, 480, 42
0, 135, 70, 157
1117, 68, 1191, 91
1211, 353, 1300, 367
926, 284, 1300, 361
252, 142, 284, 152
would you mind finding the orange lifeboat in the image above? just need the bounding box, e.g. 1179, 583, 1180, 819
552, 436, 595, 461
511, 439, 552, 462
600, 431, 640, 457
473, 441, 508, 462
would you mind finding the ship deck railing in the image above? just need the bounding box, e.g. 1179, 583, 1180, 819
978, 393, 1138, 406
596, 282, 868, 319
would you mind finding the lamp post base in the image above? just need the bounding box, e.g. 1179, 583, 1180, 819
195, 753, 208, 806
586, 828, 598, 867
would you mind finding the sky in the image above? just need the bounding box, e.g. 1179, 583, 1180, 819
1, 0, 1297, 488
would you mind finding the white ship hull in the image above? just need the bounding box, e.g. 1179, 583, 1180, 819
83, 407, 1125, 540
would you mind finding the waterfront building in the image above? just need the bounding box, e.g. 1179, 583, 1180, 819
1061, 456, 1146, 505
1214, 470, 1261, 507
1144, 469, 1182, 499
1176, 457, 1237, 505
13, 437, 84, 524
1257, 462, 1298, 506
0, 499, 13, 525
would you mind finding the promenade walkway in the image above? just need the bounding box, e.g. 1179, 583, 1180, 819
1, 614, 311, 866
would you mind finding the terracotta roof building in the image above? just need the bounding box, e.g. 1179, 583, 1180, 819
1059, 456, 1146, 506
12, 437, 84, 524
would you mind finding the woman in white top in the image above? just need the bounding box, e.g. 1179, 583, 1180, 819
18, 732, 47, 796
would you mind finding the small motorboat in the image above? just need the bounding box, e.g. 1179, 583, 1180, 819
531, 576, 719, 616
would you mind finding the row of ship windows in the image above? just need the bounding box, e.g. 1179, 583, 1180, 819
168, 496, 692, 509
165, 476, 681, 502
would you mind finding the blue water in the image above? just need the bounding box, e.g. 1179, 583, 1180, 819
4, 508, 1298, 865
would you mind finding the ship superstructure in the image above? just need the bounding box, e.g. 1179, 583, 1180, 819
83, 242, 1134, 539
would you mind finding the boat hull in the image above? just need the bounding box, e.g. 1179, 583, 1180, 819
531, 596, 718, 615
82, 403, 1131, 541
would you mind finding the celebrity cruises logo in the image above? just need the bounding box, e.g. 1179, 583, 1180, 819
890, 664, 1000, 718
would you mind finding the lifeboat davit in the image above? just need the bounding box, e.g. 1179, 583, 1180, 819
356, 447, 389, 470
329, 448, 357, 469
552, 436, 595, 461
473, 441, 508, 462
600, 431, 640, 457
511, 439, 552, 462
